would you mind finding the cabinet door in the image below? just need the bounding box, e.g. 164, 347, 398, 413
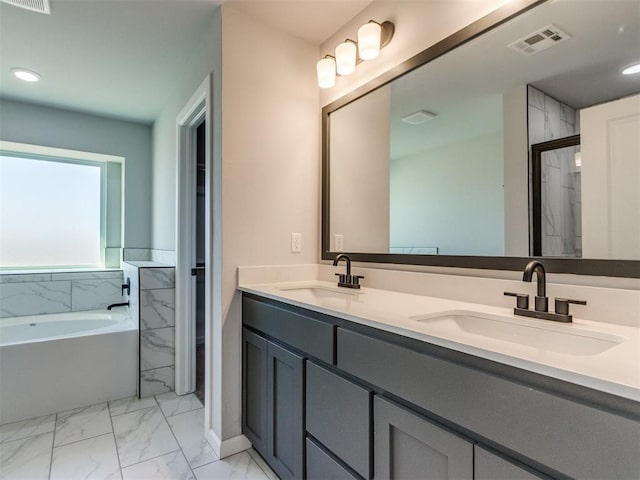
374, 396, 473, 480
266, 341, 304, 480
475, 446, 549, 480
242, 328, 267, 455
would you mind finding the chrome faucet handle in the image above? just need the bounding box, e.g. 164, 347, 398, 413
554, 298, 587, 316
504, 291, 529, 310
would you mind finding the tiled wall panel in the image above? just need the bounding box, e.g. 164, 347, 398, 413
124, 262, 176, 398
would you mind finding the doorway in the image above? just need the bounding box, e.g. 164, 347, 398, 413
194, 120, 206, 403
175, 75, 213, 402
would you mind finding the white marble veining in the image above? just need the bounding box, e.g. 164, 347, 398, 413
529, 84, 580, 258
108, 396, 157, 417
54, 403, 112, 447
246, 449, 278, 480
50, 433, 121, 480
527, 105, 545, 145
544, 94, 561, 139
0, 431, 53, 480
0, 394, 269, 480
239, 272, 640, 401
71, 278, 123, 311
0, 281, 71, 318
140, 327, 175, 370
167, 408, 218, 468
155, 392, 202, 418
528, 85, 545, 110
121, 450, 194, 480
140, 288, 175, 329
193, 451, 271, 480
112, 406, 179, 468
0, 414, 55, 444
139, 268, 175, 290
140, 366, 175, 398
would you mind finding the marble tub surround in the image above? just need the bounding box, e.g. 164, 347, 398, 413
237, 265, 640, 401
0, 393, 275, 480
0, 269, 124, 318
123, 261, 176, 398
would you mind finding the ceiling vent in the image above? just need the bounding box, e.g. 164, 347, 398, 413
508, 24, 570, 56
401, 110, 437, 125
0, 0, 50, 14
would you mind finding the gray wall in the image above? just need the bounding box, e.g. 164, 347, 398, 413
0, 98, 152, 248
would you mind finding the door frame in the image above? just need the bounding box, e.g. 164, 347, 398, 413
175, 75, 213, 395
530, 134, 580, 256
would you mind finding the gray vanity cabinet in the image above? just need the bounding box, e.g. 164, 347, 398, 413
306, 361, 372, 478
242, 294, 640, 480
242, 327, 304, 480
374, 396, 473, 480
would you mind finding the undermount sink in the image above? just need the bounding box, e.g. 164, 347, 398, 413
410, 310, 623, 356
278, 285, 361, 301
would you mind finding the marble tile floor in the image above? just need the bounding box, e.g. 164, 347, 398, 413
0, 392, 278, 480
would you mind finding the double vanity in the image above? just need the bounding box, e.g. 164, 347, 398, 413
239, 264, 639, 480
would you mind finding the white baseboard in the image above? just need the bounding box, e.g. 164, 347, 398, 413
206, 429, 252, 459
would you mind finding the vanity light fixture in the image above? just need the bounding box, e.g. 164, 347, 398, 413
317, 56, 337, 89
316, 19, 395, 88
621, 62, 640, 75
335, 40, 357, 75
11, 68, 40, 82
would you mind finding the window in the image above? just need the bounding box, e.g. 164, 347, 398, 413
0, 142, 123, 270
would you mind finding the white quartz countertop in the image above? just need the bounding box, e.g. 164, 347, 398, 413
239, 280, 640, 402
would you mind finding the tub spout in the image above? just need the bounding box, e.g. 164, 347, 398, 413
107, 302, 130, 311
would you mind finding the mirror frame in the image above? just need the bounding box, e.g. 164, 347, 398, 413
321, 0, 640, 278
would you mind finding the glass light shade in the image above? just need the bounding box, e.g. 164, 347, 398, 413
357, 22, 381, 60
335, 41, 356, 75
317, 57, 336, 88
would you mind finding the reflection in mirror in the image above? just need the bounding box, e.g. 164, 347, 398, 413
327, 0, 640, 262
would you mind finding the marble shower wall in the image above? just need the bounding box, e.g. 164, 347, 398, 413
0, 270, 124, 318
528, 85, 582, 257
124, 262, 176, 398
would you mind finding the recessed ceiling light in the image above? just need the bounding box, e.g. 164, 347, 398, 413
621, 63, 640, 75
12, 68, 40, 82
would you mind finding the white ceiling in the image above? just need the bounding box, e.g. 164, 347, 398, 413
386, 0, 640, 160
0, 0, 372, 123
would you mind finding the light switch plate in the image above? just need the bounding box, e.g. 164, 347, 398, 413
334, 234, 344, 252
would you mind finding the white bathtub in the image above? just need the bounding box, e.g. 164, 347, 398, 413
0, 309, 137, 424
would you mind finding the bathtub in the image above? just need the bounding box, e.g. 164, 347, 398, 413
0, 309, 137, 424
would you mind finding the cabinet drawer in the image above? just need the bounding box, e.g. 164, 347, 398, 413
337, 327, 640, 479
475, 446, 549, 480
306, 437, 359, 480
306, 361, 371, 479
243, 295, 334, 363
